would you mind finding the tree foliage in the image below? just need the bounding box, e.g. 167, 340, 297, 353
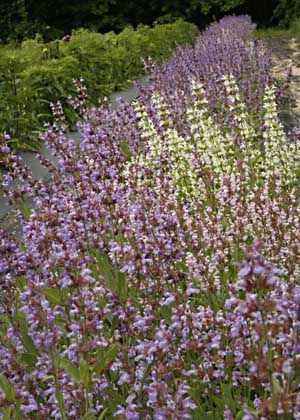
0, 0, 297, 42
272, 0, 300, 27
0, 0, 28, 41
0, 0, 247, 42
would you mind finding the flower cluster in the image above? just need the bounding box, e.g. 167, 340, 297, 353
1, 15, 300, 420
138, 15, 274, 142
132, 76, 300, 201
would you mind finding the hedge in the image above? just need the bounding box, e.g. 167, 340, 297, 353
0, 19, 198, 152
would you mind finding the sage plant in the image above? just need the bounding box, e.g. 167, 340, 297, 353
0, 15, 300, 420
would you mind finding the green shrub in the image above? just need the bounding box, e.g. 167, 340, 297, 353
0, 44, 79, 151
61, 29, 116, 98
272, 0, 300, 28
150, 19, 198, 59
23, 56, 80, 125
0, 47, 41, 151
0, 20, 197, 152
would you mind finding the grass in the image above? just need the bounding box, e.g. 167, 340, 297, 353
255, 27, 290, 38
255, 18, 300, 39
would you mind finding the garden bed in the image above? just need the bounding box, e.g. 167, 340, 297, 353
1, 15, 300, 420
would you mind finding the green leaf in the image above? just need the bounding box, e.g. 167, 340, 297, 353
94, 343, 119, 375
43, 287, 64, 305
55, 386, 65, 418
96, 251, 115, 289
0, 374, 16, 403
95, 251, 127, 300
271, 374, 283, 393
82, 410, 96, 420
18, 203, 31, 221
60, 358, 81, 384
13, 399, 23, 420
41, 375, 54, 383
105, 386, 125, 406
19, 326, 39, 356
1, 407, 11, 420
97, 408, 109, 420
16, 275, 26, 289
236, 405, 259, 420
118, 271, 128, 301
120, 141, 133, 160
18, 352, 38, 373
12, 313, 38, 356
235, 412, 243, 420
52, 352, 60, 370
211, 395, 224, 410
160, 305, 172, 324
79, 358, 90, 386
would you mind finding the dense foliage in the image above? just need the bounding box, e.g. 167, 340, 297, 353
1, 15, 300, 419
272, 0, 300, 27
0, 20, 197, 152
0, 0, 295, 42
0, 0, 243, 41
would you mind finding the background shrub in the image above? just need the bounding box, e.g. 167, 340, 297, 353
0, 0, 297, 44
0, 20, 197, 152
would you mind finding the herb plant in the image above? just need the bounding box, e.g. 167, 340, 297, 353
1, 15, 300, 419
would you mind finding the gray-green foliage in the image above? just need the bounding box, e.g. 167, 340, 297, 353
0, 20, 197, 152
